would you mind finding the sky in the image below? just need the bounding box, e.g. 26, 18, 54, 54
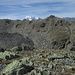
0, 0, 75, 19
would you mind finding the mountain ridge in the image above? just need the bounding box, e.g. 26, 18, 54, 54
0, 15, 75, 51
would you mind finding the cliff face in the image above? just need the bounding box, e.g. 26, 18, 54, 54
0, 16, 75, 50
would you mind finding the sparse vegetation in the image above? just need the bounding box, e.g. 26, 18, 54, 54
0, 49, 75, 75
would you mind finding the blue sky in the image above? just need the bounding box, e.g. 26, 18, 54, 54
0, 0, 75, 19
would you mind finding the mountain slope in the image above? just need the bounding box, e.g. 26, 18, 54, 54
0, 15, 75, 50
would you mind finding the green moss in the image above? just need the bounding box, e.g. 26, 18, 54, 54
0, 51, 16, 60
3, 60, 22, 74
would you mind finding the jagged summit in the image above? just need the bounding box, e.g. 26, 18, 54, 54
24, 16, 41, 21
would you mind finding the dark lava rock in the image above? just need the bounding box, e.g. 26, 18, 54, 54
0, 64, 6, 72
0, 48, 5, 52
70, 47, 75, 51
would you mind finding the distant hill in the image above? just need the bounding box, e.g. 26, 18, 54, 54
0, 15, 75, 50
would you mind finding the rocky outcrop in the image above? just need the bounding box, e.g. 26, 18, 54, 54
0, 64, 6, 73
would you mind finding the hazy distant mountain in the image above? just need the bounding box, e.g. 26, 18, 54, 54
63, 17, 75, 21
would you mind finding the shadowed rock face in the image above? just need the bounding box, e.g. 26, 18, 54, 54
0, 33, 34, 49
